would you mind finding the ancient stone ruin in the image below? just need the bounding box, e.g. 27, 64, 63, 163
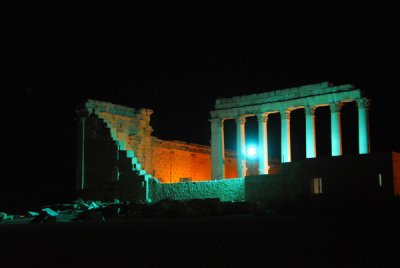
76, 100, 239, 187
75, 82, 400, 204
210, 81, 370, 179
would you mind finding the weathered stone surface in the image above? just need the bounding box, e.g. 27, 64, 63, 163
151, 139, 238, 183
30, 211, 57, 223
27, 211, 40, 217
150, 178, 245, 202
42, 208, 59, 217
87, 201, 100, 210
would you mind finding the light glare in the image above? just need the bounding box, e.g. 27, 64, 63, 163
247, 147, 256, 157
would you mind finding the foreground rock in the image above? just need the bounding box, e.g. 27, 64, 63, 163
1, 198, 269, 224
0, 212, 7, 221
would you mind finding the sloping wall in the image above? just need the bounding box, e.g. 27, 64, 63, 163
77, 112, 148, 201
78, 99, 240, 185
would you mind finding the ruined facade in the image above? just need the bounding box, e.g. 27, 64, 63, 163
76, 99, 239, 193
76, 82, 400, 205
210, 82, 370, 179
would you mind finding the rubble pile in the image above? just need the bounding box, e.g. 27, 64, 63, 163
0, 198, 276, 224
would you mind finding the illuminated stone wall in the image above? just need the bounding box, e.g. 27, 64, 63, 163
151, 139, 238, 183
149, 178, 245, 202
78, 99, 239, 187
77, 99, 155, 195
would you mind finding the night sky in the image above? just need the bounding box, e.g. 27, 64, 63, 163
3, 2, 399, 211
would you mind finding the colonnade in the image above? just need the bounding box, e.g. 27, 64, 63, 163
210, 98, 370, 179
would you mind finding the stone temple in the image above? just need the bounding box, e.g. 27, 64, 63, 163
76, 82, 400, 205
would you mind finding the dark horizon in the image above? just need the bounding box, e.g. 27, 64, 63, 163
3, 2, 399, 211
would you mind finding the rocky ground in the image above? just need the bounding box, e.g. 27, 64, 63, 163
0, 198, 270, 224
1, 199, 399, 267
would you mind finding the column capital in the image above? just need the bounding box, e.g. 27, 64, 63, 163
209, 118, 224, 127
329, 102, 343, 113
256, 113, 268, 123
235, 115, 246, 125
356, 98, 371, 109
280, 110, 291, 120
304, 106, 316, 117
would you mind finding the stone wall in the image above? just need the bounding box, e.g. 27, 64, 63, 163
245, 152, 398, 205
76, 112, 148, 201
151, 138, 238, 183
149, 178, 245, 202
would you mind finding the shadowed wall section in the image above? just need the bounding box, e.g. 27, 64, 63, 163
76, 112, 148, 201
245, 152, 398, 207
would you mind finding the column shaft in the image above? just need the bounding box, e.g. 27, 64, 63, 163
236, 116, 247, 177
357, 98, 371, 154
330, 103, 342, 156
257, 113, 269, 174
76, 109, 88, 191
79, 117, 86, 190
210, 118, 225, 179
281, 110, 291, 163
305, 106, 316, 158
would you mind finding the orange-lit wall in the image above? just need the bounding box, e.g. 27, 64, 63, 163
151, 139, 238, 183
392, 152, 400, 196
225, 158, 238, 179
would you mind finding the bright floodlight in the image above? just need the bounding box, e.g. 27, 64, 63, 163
247, 146, 256, 158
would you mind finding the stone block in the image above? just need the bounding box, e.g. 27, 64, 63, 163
30, 211, 57, 223
27, 211, 40, 217
42, 208, 59, 217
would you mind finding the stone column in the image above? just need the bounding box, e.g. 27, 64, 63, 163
305, 106, 317, 158
257, 113, 269, 174
236, 116, 247, 177
330, 102, 343, 156
210, 118, 225, 179
281, 110, 291, 163
356, 98, 371, 154
76, 109, 89, 191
